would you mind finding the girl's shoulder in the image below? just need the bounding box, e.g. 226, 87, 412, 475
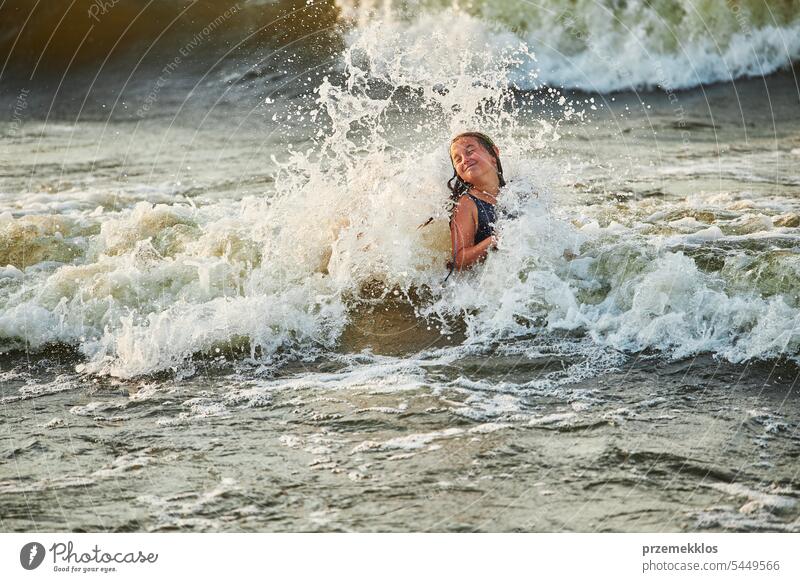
450, 194, 478, 225
455, 193, 477, 207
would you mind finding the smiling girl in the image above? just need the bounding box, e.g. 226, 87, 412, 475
446, 132, 506, 274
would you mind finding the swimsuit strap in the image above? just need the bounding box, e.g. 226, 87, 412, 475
467, 192, 496, 207
467, 193, 496, 244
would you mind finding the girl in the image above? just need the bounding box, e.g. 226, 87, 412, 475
446, 132, 505, 274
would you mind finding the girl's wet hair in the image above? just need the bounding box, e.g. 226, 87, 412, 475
447, 132, 505, 202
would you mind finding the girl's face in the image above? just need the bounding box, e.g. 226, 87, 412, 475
450, 136, 498, 185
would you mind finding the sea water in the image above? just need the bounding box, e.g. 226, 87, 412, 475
1, 0, 799, 531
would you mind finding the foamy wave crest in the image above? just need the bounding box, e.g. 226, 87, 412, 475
422, 208, 800, 364
0, 200, 350, 377
336, 0, 800, 91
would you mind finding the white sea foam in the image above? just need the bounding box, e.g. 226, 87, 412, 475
0, 376, 80, 404
707, 482, 797, 514
336, 1, 800, 92
351, 427, 464, 453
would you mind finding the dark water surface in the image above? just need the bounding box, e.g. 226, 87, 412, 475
2, 1, 799, 533
2, 344, 799, 532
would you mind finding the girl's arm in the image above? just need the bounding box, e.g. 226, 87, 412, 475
450, 196, 497, 271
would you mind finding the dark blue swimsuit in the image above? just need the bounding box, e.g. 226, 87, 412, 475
444, 193, 497, 280
468, 193, 496, 243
